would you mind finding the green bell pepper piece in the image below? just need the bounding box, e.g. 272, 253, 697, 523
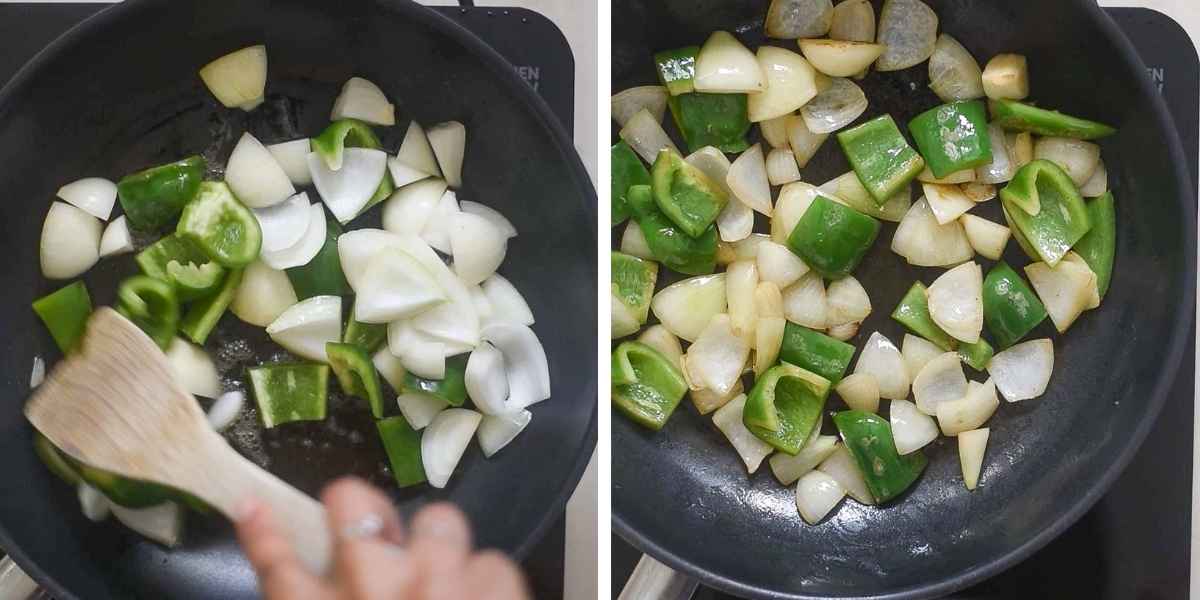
402, 355, 468, 407
1000, 160, 1092, 266
326, 342, 385, 418
612, 252, 658, 325
786, 195, 880, 279
116, 275, 179, 350
654, 46, 699, 96
343, 306, 388, 354
612, 142, 651, 226
179, 268, 243, 345
286, 216, 351, 299
312, 118, 384, 170
982, 262, 1047, 349
779, 322, 855, 384
908, 100, 993, 178
1073, 192, 1116, 298
743, 363, 830, 455
248, 363, 330, 428
957, 337, 994, 371
1002, 201, 1042, 260
668, 93, 751, 154
177, 181, 262, 268
376, 416, 426, 487
651, 149, 729, 238
34, 431, 81, 486
628, 184, 717, 276
166, 259, 226, 302
32, 281, 92, 353
611, 341, 688, 431
837, 115, 925, 204
891, 282, 957, 351
117, 156, 206, 231
136, 234, 209, 282
989, 99, 1117, 140
833, 410, 928, 504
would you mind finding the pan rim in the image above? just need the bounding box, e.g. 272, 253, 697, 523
0, 0, 598, 597
611, 1, 1198, 598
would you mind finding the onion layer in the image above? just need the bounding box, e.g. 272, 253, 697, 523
756, 241, 810, 288
427, 121, 466, 189
268, 139, 314, 186
421, 408, 482, 488
818, 444, 874, 504
927, 262, 984, 343
694, 31, 765, 94
875, 0, 939, 72
382, 178, 447, 236
165, 338, 222, 399
651, 274, 727, 342
912, 351, 968, 415
41, 201, 101, 279
612, 86, 668, 127
748, 46, 821, 123
712, 394, 773, 473
826, 275, 871, 326
796, 470, 846, 524
477, 410, 531, 458
836, 373, 879, 413
855, 332, 909, 400
231, 260, 297, 327
988, 339, 1054, 402
901, 334, 943, 380
57, 177, 117, 220
765, 0, 834, 39
782, 272, 827, 329
800, 77, 868, 134
227, 132, 296, 209
99, 216, 134, 258
619, 109, 680, 164
890, 399, 938, 454
928, 34, 984, 102
958, 428, 990, 490
770, 434, 838, 485
266, 295, 341, 362
937, 378, 999, 435
891, 198, 973, 266
685, 314, 750, 396
330, 77, 395, 126
725, 144, 773, 216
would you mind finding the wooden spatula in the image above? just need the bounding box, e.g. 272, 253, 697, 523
25, 307, 331, 575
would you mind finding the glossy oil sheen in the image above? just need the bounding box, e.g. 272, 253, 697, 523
0, 0, 596, 598
613, 0, 1195, 598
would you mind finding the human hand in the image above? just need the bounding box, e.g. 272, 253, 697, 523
234, 476, 530, 600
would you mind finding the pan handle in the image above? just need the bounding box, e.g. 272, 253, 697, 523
0, 557, 39, 600
618, 554, 698, 600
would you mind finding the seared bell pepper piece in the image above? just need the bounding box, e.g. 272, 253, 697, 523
166, 260, 226, 302
1073, 192, 1116, 298
248, 363, 330, 428
286, 216, 351, 299
177, 182, 262, 268
179, 268, 243, 345
786, 195, 880, 279
32, 281, 92, 353
343, 305, 388, 354
743, 363, 830, 455
402, 354, 468, 407
628, 184, 717, 275
957, 337, 994, 371
117, 156, 206, 231
989, 99, 1117, 140
312, 119, 394, 214
908, 100, 993, 178
779, 322, 855, 384
982, 261, 1047, 349
833, 410, 928, 504
326, 342, 385, 418
612, 252, 658, 325
837, 115, 925, 204
891, 282, 957, 351
668, 93, 751, 154
654, 46, 699, 96
136, 234, 209, 282
33, 432, 81, 486
116, 275, 179, 350
611, 341, 688, 431
651, 149, 729, 238
1000, 160, 1091, 266
376, 416, 426, 487
612, 141, 651, 226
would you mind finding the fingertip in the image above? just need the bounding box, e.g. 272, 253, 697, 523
411, 502, 472, 548
320, 476, 367, 505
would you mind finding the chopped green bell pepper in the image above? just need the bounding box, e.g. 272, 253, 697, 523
312, 118, 384, 170
833, 410, 928, 504
989, 99, 1117, 140
668, 93, 751, 154
779, 322, 855, 384
137, 234, 209, 282
628, 184, 717, 276
402, 354, 468, 407
177, 181, 262, 268
166, 259, 226, 302
611, 341, 688, 431
612, 141, 651, 226
982, 261, 1047, 349
837, 115, 925, 204
612, 252, 658, 325
248, 363, 330, 428
286, 216, 351, 299
1073, 192, 1116, 298
786, 195, 880, 279
344, 306, 388, 354
327, 342, 385, 418
33, 432, 81, 486
891, 282, 957, 351
116, 275, 179, 350
743, 363, 829, 455
179, 268, 243, 345
651, 149, 729, 238
117, 156, 206, 231
908, 100, 993, 178
654, 46, 699, 96
1000, 160, 1092, 266
33, 281, 92, 353
957, 337, 994, 371
376, 416, 426, 487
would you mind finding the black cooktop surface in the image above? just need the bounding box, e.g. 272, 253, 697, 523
612, 7, 1199, 600
0, 3, 575, 599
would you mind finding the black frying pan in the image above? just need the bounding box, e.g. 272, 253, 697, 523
0, 0, 597, 598
612, 0, 1196, 598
